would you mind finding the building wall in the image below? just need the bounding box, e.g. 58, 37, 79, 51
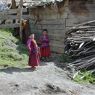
29, 0, 95, 53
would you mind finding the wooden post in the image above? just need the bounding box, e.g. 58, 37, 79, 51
11, 0, 16, 9
19, 0, 23, 41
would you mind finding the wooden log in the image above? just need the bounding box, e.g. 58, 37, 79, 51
67, 36, 95, 40
67, 26, 95, 35
65, 20, 95, 71
74, 20, 95, 28
77, 60, 95, 70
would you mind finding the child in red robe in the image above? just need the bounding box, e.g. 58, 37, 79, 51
27, 34, 40, 69
39, 29, 51, 61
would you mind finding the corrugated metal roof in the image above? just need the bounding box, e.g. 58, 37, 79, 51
0, 0, 41, 4
1, 0, 63, 4
0, 0, 63, 8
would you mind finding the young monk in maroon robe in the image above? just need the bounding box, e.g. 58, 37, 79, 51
27, 34, 40, 69
39, 29, 51, 61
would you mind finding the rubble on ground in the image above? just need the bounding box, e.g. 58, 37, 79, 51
0, 63, 95, 95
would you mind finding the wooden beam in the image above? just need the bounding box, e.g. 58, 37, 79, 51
11, 0, 16, 9
0, 8, 27, 15
0, 23, 19, 28
0, 14, 30, 20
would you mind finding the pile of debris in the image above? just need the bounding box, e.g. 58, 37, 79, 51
64, 20, 95, 71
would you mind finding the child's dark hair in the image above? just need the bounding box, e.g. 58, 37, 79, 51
43, 29, 48, 33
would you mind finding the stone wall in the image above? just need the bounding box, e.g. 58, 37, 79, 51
29, 0, 95, 53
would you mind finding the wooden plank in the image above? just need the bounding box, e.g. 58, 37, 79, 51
0, 14, 30, 20
38, 19, 65, 25
0, 9, 18, 15
0, 23, 19, 28
39, 25, 65, 30
0, 8, 27, 15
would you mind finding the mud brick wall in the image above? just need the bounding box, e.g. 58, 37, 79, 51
29, 0, 95, 53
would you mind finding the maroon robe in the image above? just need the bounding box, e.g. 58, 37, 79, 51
28, 39, 40, 68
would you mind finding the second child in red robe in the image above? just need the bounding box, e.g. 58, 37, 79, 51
39, 29, 51, 61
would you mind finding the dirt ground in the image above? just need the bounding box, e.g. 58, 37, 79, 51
0, 62, 95, 95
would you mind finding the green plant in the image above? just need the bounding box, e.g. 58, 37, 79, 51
0, 29, 28, 68
74, 70, 95, 84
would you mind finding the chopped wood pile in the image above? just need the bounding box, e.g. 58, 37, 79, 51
64, 20, 95, 71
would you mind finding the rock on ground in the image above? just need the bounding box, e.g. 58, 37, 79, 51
0, 62, 95, 95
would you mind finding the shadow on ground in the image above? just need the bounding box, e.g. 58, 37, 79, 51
0, 62, 48, 74
0, 67, 34, 74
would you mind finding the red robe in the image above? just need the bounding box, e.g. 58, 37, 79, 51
27, 39, 40, 68
40, 35, 51, 57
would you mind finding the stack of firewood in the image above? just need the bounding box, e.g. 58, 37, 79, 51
64, 21, 95, 71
